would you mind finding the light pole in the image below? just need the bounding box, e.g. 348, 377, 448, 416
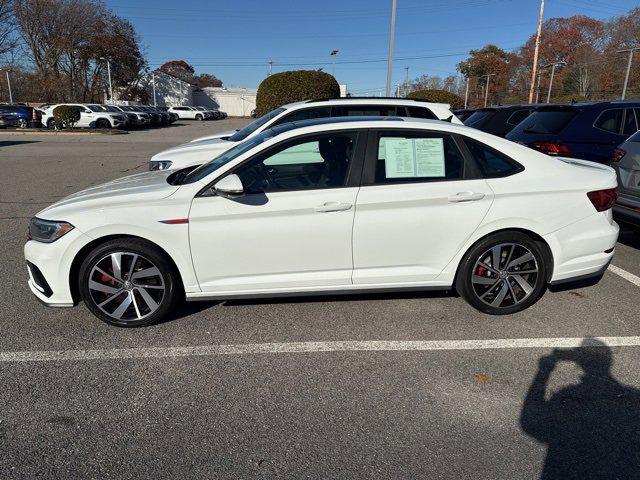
330, 50, 339, 78
483, 73, 496, 108
3, 70, 13, 104
100, 57, 113, 102
528, 0, 545, 104
618, 47, 640, 100
268, 59, 273, 76
544, 61, 567, 103
385, 0, 397, 97
464, 76, 470, 109
152, 71, 157, 107
534, 71, 543, 103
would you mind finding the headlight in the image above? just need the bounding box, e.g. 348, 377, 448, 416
28, 218, 74, 243
149, 160, 173, 171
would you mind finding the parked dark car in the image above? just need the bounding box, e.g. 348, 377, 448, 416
610, 130, 640, 233
0, 105, 42, 128
506, 101, 640, 163
464, 105, 536, 137
452, 108, 476, 122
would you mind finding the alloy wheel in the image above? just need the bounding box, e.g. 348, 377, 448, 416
18, 118, 28, 128
88, 252, 165, 322
470, 243, 539, 309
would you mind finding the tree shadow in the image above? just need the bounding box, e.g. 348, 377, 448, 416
520, 338, 640, 479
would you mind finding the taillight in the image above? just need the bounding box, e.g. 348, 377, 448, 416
611, 148, 626, 162
531, 141, 572, 156
587, 188, 617, 212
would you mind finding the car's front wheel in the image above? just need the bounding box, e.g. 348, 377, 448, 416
17, 118, 28, 128
96, 119, 111, 129
456, 232, 548, 315
78, 239, 182, 327
195, 114, 203, 121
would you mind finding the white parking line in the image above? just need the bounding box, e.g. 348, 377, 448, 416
2, 336, 640, 363
608, 264, 640, 288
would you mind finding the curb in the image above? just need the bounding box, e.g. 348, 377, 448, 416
0, 128, 128, 135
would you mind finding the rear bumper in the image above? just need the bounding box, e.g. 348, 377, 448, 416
544, 210, 619, 284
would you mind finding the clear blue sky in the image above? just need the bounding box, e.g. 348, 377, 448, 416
104, 0, 638, 93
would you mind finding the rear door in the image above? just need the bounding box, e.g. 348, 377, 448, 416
351, 128, 494, 285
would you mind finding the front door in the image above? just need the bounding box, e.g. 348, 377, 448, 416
352, 129, 494, 285
189, 130, 364, 293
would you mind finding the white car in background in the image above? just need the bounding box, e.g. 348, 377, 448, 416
41, 104, 126, 129
25, 117, 618, 327
168, 106, 206, 121
149, 98, 462, 170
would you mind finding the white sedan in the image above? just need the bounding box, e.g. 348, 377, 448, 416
25, 117, 619, 327
148, 98, 462, 171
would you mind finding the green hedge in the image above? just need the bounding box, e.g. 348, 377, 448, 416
53, 105, 81, 128
406, 89, 464, 110
255, 70, 340, 117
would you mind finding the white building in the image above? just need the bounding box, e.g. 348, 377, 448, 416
135, 70, 195, 107
199, 87, 257, 117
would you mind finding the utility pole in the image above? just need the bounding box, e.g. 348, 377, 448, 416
5, 70, 12, 104
152, 72, 157, 107
545, 61, 567, 103
385, 0, 397, 97
618, 47, 640, 100
528, 0, 545, 104
483, 73, 496, 108
268, 59, 273, 76
330, 50, 339, 78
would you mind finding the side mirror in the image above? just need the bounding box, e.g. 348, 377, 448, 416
213, 174, 244, 197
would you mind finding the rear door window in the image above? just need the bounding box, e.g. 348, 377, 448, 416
623, 109, 638, 136
594, 109, 624, 134
463, 138, 522, 177
511, 110, 577, 135
464, 110, 495, 127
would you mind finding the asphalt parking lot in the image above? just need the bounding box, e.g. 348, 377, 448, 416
2, 120, 640, 479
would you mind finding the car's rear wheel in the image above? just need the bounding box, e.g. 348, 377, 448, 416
79, 239, 182, 327
47, 118, 56, 129
195, 114, 203, 121
17, 118, 28, 128
456, 232, 547, 315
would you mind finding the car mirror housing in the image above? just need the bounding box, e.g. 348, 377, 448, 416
214, 174, 244, 197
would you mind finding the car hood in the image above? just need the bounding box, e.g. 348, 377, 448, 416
150, 138, 234, 169
189, 130, 238, 143
37, 171, 179, 220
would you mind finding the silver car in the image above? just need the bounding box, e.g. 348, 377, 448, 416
611, 130, 640, 234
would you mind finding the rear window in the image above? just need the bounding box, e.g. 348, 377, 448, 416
464, 110, 495, 127
506, 109, 531, 126
407, 106, 437, 120
464, 138, 522, 177
511, 110, 577, 135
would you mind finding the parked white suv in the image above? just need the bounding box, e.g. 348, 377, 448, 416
150, 98, 462, 170
25, 117, 618, 326
168, 106, 206, 121
41, 104, 126, 129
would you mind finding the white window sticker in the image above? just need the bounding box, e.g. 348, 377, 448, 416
382, 137, 445, 178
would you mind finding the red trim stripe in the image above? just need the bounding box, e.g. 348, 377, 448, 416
159, 218, 189, 224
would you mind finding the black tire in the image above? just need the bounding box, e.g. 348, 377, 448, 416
17, 118, 28, 128
96, 118, 111, 129
47, 118, 56, 129
455, 231, 548, 315
195, 114, 203, 121
78, 238, 182, 327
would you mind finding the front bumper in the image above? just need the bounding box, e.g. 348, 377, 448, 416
544, 210, 619, 284
24, 230, 86, 307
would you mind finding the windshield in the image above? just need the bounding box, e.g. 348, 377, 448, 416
228, 107, 286, 142
103, 106, 120, 112
181, 130, 275, 184
87, 105, 102, 112
464, 110, 495, 127
511, 110, 577, 135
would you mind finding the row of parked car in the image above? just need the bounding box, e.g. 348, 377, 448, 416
0, 103, 228, 130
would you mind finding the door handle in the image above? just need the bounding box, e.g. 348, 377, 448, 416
448, 192, 485, 203
314, 201, 353, 213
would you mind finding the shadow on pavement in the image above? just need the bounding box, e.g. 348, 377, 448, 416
521, 338, 640, 479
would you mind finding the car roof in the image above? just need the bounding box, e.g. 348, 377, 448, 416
280, 97, 451, 110
263, 115, 405, 137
